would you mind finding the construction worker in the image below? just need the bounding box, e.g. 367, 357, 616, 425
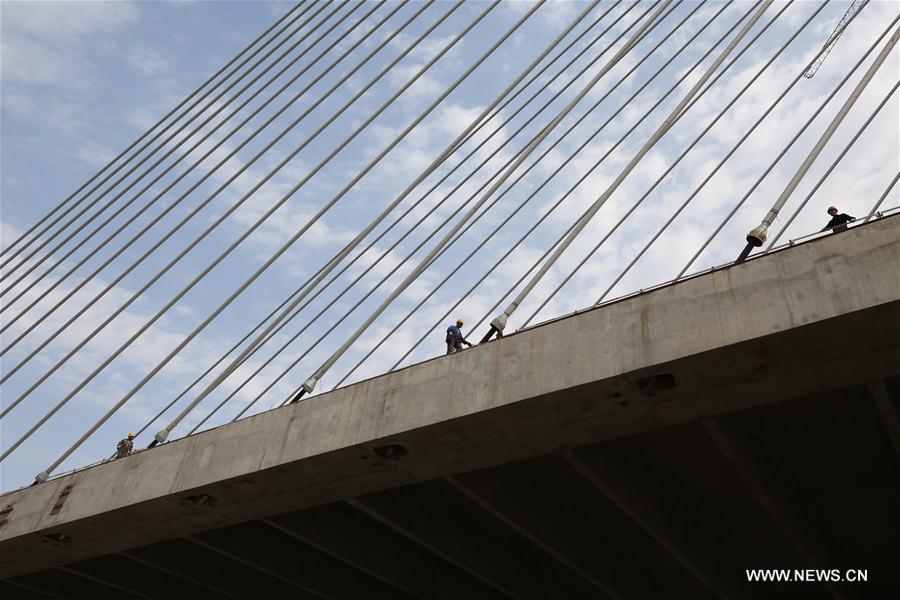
115, 432, 135, 459
446, 318, 473, 354
822, 206, 855, 232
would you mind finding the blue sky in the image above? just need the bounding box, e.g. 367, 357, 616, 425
1, 0, 898, 491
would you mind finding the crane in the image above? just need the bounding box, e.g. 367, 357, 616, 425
804, 0, 866, 79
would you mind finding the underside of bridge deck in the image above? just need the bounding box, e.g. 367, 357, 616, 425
3, 342, 899, 599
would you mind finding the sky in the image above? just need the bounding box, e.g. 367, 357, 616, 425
1, 0, 898, 492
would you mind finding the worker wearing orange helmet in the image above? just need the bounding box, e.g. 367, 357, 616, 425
445, 318, 473, 354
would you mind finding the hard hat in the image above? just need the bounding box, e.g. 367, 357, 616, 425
456, 318, 464, 325
128, 432, 135, 438
827, 206, 838, 213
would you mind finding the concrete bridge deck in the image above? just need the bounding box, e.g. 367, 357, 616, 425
1, 215, 898, 599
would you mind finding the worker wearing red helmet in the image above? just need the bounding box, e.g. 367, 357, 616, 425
822, 205, 855, 232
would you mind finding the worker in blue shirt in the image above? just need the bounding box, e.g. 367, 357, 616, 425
446, 318, 473, 354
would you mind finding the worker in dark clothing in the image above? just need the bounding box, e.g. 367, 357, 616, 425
822, 206, 855, 231
446, 318, 473, 354
115, 432, 135, 459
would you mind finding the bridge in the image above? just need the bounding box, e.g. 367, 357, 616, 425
1, 211, 898, 599
2, 1, 899, 598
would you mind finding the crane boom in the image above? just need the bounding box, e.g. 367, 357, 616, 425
804, 0, 865, 79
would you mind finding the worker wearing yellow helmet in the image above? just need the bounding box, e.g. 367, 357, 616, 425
445, 318, 473, 354
115, 432, 136, 459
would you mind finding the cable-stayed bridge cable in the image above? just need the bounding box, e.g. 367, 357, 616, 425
137, 0, 631, 439
283, 0, 674, 403
0, 1, 327, 284
594, 5, 882, 305
0, 0, 466, 421
864, 173, 900, 222
0, 0, 369, 323
676, 9, 895, 279
334, 0, 754, 384
161, 0, 642, 433
147, 0, 566, 443
0, 1, 308, 263
474, 0, 773, 344
521, 0, 821, 314
22, 0, 536, 481
193, 0, 683, 428
0, 0, 399, 340
0, 0, 445, 381
736, 25, 900, 262
763, 82, 899, 250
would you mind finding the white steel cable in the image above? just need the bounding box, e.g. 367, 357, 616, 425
864, 172, 900, 221
763, 81, 899, 250
676, 10, 895, 279
0, 0, 397, 339
270, 3, 712, 410
149, 0, 566, 444
0, 0, 346, 304
277, 0, 720, 398
191, 0, 682, 430
336, 0, 754, 384
136, 0, 628, 437
480, 0, 774, 340
130, 0, 472, 437
0, 0, 370, 323
526, 0, 821, 310
0, 2, 330, 283
24, 0, 530, 481
486, 0, 772, 339
169, 0, 637, 432
594, 5, 884, 305
0, 2, 309, 263
0, 0, 467, 418
0, 0, 451, 385
433, 3, 893, 360
286, 0, 675, 402
736, 25, 900, 261
523, 0, 805, 319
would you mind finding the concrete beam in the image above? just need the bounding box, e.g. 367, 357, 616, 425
10, 568, 127, 600
447, 462, 655, 600
702, 417, 851, 600
123, 538, 298, 599
563, 447, 753, 600
1, 215, 898, 578
0, 579, 68, 600
259, 518, 422, 600
345, 500, 516, 599
184, 535, 326, 599
117, 552, 241, 600
353, 479, 600, 600
869, 381, 900, 462
57, 566, 154, 600
192, 518, 409, 600
265, 503, 502, 600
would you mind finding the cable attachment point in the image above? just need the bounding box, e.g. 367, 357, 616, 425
148, 429, 169, 449
737, 221, 769, 264
291, 376, 318, 403
480, 308, 511, 343
33, 470, 50, 485
745, 222, 768, 247
479, 325, 500, 344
